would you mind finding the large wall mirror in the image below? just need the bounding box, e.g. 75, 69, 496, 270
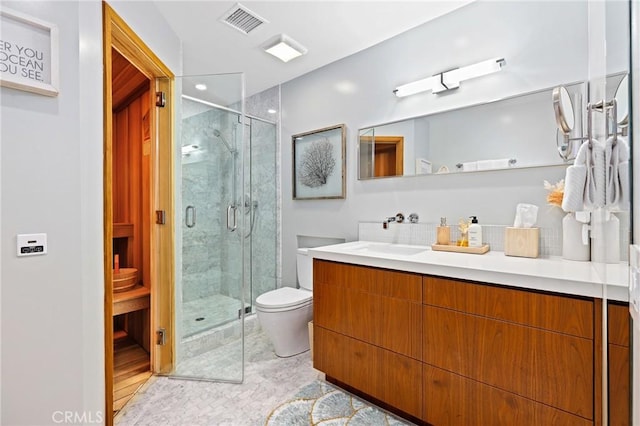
355, 0, 629, 181
358, 82, 585, 180
358, 72, 629, 180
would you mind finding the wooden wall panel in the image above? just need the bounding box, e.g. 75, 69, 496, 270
127, 96, 142, 275
113, 110, 130, 225
423, 305, 594, 419
423, 276, 594, 338
112, 89, 150, 287
424, 365, 592, 426
140, 90, 151, 290
112, 49, 148, 111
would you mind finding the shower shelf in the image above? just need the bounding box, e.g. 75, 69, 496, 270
113, 285, 150, 316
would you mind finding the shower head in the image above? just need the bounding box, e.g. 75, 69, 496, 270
212, 129, 236, 154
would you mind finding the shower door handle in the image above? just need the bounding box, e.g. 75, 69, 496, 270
227, 205, 237, 232
185, 205, 196, 228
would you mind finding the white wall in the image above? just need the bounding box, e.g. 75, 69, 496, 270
0, 1, 180, 424
280, 1, 628, 285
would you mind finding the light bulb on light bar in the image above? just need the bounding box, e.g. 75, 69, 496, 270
393, 75, 440, 98
445, 57, 505, 84
393, 57, 505, 97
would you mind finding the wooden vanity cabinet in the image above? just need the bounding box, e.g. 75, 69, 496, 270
423, 276, 597, 425
608, 302, 630, 425
313, 259, 423, 418
313, 260, 609, 426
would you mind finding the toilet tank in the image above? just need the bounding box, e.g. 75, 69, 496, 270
296, 248, 313, 291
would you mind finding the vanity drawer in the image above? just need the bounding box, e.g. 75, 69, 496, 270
608, 302, 630, 347
423, 364, 592, 426
314, 260, 422, 301
314, 260, 422, 359
314, 325, 422, 419
423, 305, 594, 419
423, 276, 594, 339
609, 302, 630, 425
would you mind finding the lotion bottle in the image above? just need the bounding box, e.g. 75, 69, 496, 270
468, 216, 483, 248
437, 217, 450, 245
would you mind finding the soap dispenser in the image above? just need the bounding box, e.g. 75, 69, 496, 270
468, 216, 483, 248
437, 217, 450, 245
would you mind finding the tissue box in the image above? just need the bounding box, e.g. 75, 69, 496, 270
504, 227, 539, 258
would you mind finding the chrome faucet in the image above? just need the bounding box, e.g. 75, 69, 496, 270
383, 212, 405, 229
383, 216, 396, 229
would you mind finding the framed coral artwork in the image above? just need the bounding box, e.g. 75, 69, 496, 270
292, 124, 346, 200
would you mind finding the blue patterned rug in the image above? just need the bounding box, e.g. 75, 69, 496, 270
264, 380, 412, 425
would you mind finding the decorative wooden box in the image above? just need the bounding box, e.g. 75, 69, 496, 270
504, 227, 539, 258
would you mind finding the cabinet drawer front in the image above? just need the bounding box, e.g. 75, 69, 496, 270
424, 365, 593, 426
424, 306, 594, 419
314, 260, 422, 301
608, 302, 630, 347
313, 326, 422, 419
609, 343, 630, 426
314, 280, 422, 359
423, 276, 593, 338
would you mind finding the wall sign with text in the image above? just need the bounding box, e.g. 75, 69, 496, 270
0, 7, 59, 97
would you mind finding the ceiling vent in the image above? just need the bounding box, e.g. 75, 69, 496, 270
220, 3, 268, 35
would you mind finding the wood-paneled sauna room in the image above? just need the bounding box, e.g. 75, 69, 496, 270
110, 48, 153, 414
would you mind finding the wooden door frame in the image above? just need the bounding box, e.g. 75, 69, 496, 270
103, 3, 175, 423
360, 135, 404, 177
373, 136, 404, 176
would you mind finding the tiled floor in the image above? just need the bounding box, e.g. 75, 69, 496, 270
115, 330, 318, 425
116, 328, 413, 426
182, 294, 242, 338
265, 380, 411, 425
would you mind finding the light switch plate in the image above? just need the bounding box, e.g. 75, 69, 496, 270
16, 233, 47, 257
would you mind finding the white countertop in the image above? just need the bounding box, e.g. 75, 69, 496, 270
309, 241, 630, 302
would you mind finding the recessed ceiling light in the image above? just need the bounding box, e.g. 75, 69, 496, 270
263, 34, 307, 63
267, 109, 277, 114
195, 84, 207, 91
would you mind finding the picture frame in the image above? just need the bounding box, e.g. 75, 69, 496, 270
0, 7, 59, 97
292, 124, 346, 200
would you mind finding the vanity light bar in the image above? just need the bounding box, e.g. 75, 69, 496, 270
394, 57, 506, 97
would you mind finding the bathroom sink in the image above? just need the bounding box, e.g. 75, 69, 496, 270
349, 243, 427, 256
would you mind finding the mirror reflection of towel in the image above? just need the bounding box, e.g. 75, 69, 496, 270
562, 137, 629, 213
562, 141, 590, 212
605, 136, 630, 210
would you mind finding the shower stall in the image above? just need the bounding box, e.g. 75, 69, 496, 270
173, 74, 277, 381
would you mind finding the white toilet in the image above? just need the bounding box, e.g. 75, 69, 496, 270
256, 248, 313, 357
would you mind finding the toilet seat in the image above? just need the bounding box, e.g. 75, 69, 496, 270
255, 287, 312, 312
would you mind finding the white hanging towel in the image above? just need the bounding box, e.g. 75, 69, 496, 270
562, 141, 590, 212
589, 140, 607, 209
605, 136, 630, 210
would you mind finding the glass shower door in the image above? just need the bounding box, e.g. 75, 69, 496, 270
585, 2, 632, 423
172, 73, 247, 382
